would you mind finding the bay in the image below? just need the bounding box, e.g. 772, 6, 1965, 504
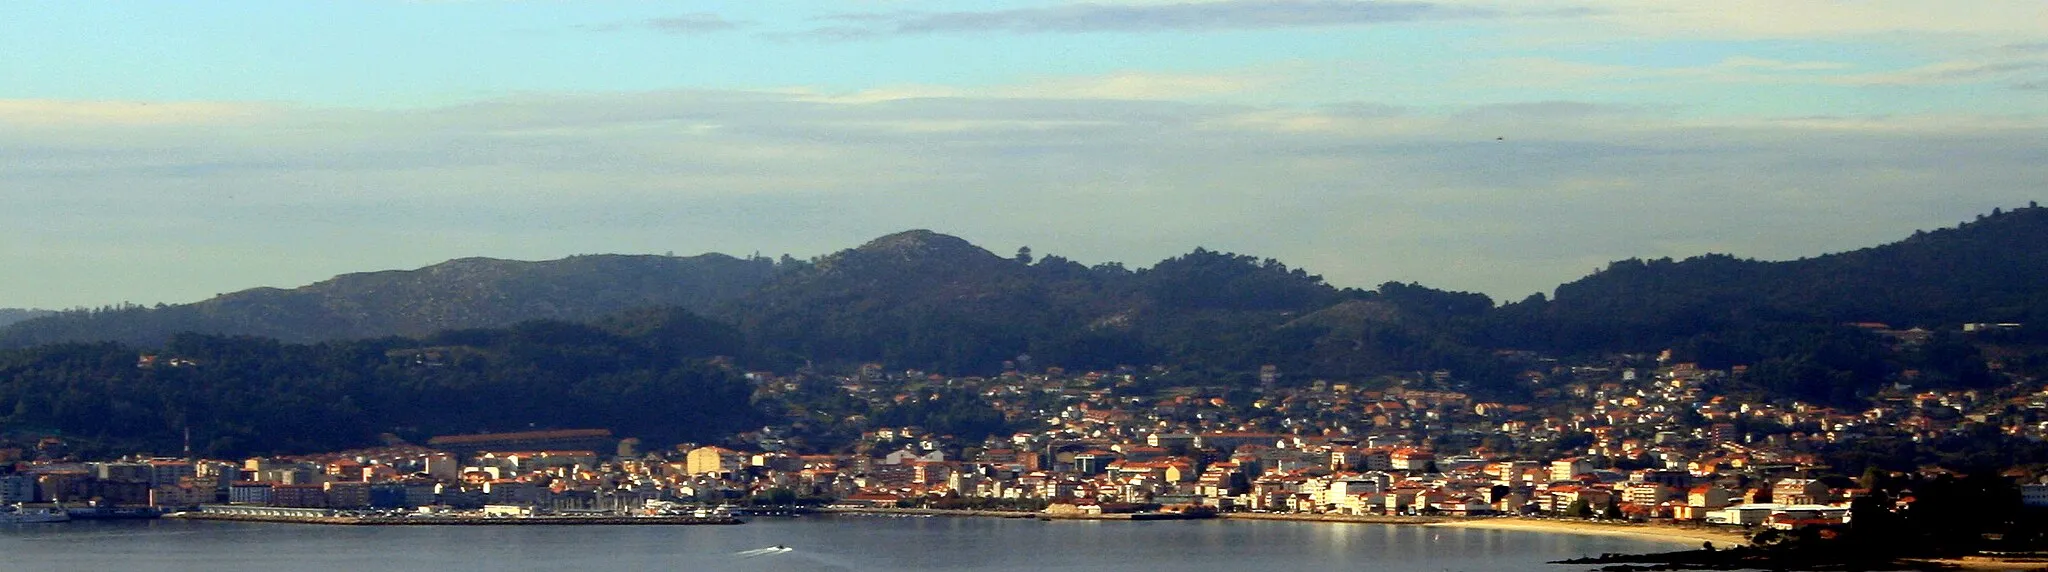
1, 515, 1683, 571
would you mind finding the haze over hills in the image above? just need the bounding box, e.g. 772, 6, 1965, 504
0, 309, 53, 329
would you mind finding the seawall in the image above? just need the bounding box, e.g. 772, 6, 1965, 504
166, 513, 743, 526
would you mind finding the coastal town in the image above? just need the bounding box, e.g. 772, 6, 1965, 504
5, 329, 2047, 546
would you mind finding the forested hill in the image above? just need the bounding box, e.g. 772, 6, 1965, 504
2, 207, 2045, 395
719, 230, 1497, 383
0, 254, 779, 348
0, 308, 763, 457
1495, 203, 2048, 353
0, 309, 53, 329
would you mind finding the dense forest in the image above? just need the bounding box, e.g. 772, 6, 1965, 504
0, 309, 765, 457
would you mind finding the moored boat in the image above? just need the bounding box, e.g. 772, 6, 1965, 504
1, 504, 73, 524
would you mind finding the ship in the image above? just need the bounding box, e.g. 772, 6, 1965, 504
0, 504, 73, 524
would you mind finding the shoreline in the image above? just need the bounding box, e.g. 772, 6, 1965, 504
157, 506, 1745, 547
1907, 557, 2048, 570
812, 507, 1210, 521
1220, 512, 1448, 525
812, 507, 1743, 546
165, 512, 743, 526
1426, 518, 1749, 546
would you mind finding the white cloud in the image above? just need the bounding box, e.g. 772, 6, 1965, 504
3, 87, 2043, 308
0, 100, 277, 126
1469, 0, 2048, 40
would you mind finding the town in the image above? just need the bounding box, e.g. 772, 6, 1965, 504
5, 325, 2047, 539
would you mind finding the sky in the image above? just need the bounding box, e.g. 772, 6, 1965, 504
3, 0, 2046, 309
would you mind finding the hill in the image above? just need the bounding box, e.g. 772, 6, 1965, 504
0, 309, 52, 329
1496, 203, 2048, 354
5, 209, 2048, 455
716, 230, 1499, 389
3, 207, 2045, 406
0, 254, 778, 348
0, 309, 763, 457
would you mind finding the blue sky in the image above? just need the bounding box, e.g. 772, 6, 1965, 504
3, 0, 2047, 308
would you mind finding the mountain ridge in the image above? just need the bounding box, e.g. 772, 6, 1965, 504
4, 206, 2045, 386
0, 253, 779, 348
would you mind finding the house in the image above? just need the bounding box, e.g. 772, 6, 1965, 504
1674, 486, 1733, 521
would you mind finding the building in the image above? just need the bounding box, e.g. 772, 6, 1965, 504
2022, 484, 2048, 508
1390, 449, 1435, 471
1550, 458, 1594, 483
685, 447, 745, 477
269, 484, 327, 508
325, 481, 371, 509
1771, 478, 1831, 505
149, 461, 197, 488
0, 474, 34, 504
229, 482, 273, 505
1623, 482, 1672, 506
95, 462, 152, 484
481, 504, 535, 517
149, 485, 210, 508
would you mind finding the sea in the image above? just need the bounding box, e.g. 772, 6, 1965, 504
0, 515, 1684, 572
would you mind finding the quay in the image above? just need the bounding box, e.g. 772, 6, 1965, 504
1037, 511, 1214, 521
168, 505, 742, 526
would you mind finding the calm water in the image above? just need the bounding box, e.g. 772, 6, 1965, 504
0, 515, 1682, 572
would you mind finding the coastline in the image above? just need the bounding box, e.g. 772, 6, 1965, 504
164, 512, 743, 526
1426, 517, 1749, 546
1907, 557, 2048, 570
813, 507, 1742, 546
1219, 512, 1447, 525
811, 507, 1040, 519
812, 507, 1209, 521
156, 506, 1745, 548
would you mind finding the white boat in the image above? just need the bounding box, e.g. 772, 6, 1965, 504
0, 505, 72, 524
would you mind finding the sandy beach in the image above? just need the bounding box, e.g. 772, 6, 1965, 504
1908, 557, 2048, 570
1427, 517, 1751, 546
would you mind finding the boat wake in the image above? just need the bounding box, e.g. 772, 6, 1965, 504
733, 546, 794, 558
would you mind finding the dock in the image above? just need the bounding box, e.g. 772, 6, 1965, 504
167, 512, 742, 526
